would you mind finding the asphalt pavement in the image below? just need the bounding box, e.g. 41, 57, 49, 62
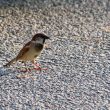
0, 0, 110, 110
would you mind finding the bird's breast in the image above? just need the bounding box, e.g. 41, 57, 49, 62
21, 44, 43, 61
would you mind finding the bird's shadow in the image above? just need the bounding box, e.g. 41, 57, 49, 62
0, 67, 10, 76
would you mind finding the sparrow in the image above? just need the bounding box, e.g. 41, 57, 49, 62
4, 33, 50, 71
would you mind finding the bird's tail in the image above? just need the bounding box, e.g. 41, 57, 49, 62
3, 58, 16, 67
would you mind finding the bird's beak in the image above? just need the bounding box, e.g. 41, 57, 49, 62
46, 36, 50, 40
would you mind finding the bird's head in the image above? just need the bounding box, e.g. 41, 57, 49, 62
32, 33, 50, 44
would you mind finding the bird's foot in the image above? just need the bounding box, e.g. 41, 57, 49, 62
33, 63, 48, 71
34, 67, 48, 71
34, 67, 42, 71
33, 63, 40, 67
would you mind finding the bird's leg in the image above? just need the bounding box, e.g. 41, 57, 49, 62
32, 60, 41, 71
32, 60, 48, 71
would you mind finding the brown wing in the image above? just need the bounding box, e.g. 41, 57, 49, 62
16, 41, 31, 60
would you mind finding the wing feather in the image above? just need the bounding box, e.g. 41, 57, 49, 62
16, 41, 31, 60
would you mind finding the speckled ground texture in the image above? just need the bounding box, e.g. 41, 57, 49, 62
0, 0, 110, 110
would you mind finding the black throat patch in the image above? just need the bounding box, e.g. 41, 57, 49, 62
35, 43, 43, 52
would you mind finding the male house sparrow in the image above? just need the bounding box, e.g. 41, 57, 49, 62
4, 33, 50, 70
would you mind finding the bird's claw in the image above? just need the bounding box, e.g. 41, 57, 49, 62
34, 67, 48, 71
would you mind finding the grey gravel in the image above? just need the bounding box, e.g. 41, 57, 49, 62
0, 0, 110, 110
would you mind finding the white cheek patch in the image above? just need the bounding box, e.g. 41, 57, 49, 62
36, 38, 44, 44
